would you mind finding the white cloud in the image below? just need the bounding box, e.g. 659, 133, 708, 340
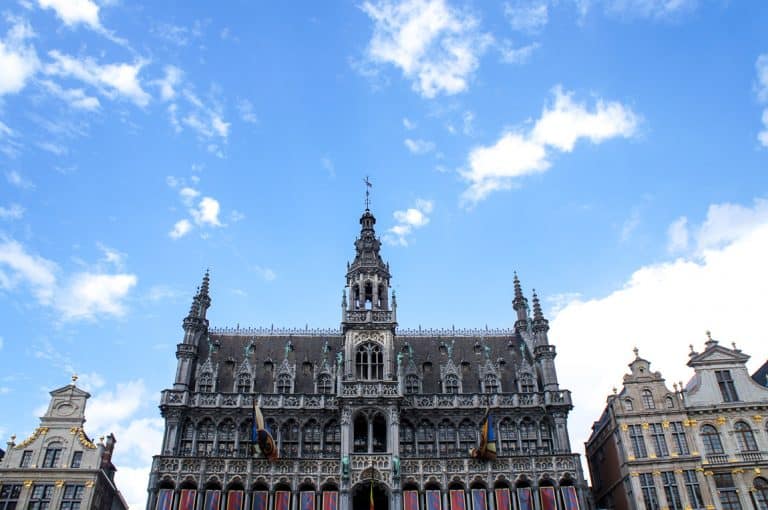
0, 237, 57, 304
0, 237, 136, 320
97, 242, 125, 270
404, 138, 435, 154
55, 272, 137, 320
182, 112, 229, 140
0, 16, 40, 96
550, 196, 768, 467
37, 141, 67, 155
178, 186, 200, 206
0, 203, 25, 220
499, 41, 540, 65
460, 86, 638, 205
321, 156, 335, 177
154, 65, 182, 101
361, 0, 492, 98
191, 197, 222, 227
6, 170, 35, 189
694, 197, 768, 252
620, 208, 641, 242
44, 50, 150, 107
146, 284, 180, 302
602, 0, 697, 19
169, 219, 192, 239
252, 265, 277, 282
402, 117, 416, 130
756, 54, 768, 147
38, 0, 100, 29
503, 1, 548, 32
666, 216, 688, 253
462, 110, 474, 135
237, 98, 258, 124
384, 198, 434, 246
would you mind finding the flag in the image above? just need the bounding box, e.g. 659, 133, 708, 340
252, 401, 278, 461
369, 481, 374, 510
469, 408, 497, 461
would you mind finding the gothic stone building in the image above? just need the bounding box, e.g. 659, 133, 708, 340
0, 380, 128, 510
146, 207, 588, 510
586, 336, 768, 510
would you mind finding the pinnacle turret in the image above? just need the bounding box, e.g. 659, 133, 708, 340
512, 272, 529, 331
531, 289, 549, 333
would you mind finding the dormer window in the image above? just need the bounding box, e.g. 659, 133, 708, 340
277, 374, 292, 394
444, 374, 459, 394
623, 398, 634, 411
520, 375, 536, 393
483, 374, 499, 393
642, 390, 655, 409
236, 373, 251, 393
405, 375, 420, 394
317, 374, 333, 394
715, 370, 739, 402
197, 373, 213, 393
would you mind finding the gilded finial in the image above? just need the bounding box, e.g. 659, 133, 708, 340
71, 374, 78, 384
706, 330, 711, 341
633, 346, 639, 359
10, 434, 16, 442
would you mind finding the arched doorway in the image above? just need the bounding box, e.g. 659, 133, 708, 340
352, 482, 388, 510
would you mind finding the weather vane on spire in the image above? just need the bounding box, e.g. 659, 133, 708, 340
364, 176, 372, 210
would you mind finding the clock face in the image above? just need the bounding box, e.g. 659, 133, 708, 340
55, 402, 76, 416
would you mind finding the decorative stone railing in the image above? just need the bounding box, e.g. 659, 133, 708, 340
705, 453, 729, 465
398, 454, 581, 478
152, 456, 341, 479
344, 310, 394, 323
341, 382, 400, 398
206, 326, 517, 337
160, 390, 571, 409
737, 451, 764, 462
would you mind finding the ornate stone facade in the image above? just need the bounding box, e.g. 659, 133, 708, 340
146, 207, 588, 510
586, 337, 768, 510
0, 381, 128, 510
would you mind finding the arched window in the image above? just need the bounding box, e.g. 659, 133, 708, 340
438, 420, 457, 455
317, 374, 332, 394
277, 374, 292, 394
280, 420, 299, 458
323, 420, 340, 454
416, 420, 435, 455
405, 375, 420, 394
498, 419, 518, 454
754, 477, 768, 510
356, 342, 383, 380
217, 420, 236, 457
372, 413, 387, 453
540, 421, 552, 453
520, 374, 536, 393
642, 390, 655, 409
700, 425, 724, 455
353, 415, 368, 453
665, 396, 674, 408
623, 398, 634, 411
42, 442, 63, 468
302, 420, 322, 456
238, 420, 253, 456
520, 419, 537, 453
458, 419, 476, 453
180, 419, 194, 455
400, 420, 416, 456
196, 419, 215, 456
734, 421, 758, 452
444, 374, 459, 394
236, 373, 251, 393
484, 374, 499, 393
198, 373, 213, 393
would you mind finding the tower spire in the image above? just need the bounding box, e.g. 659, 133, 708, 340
531, 289, 549, 333
512, 272, 529, 332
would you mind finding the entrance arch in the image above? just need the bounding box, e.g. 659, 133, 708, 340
352, 482, 388, 510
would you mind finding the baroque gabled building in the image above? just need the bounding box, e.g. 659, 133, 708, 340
146, 206, 588, 510
0, 379, 128, 510
586, 335, 768, 510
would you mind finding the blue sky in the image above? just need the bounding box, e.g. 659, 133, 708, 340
2, 0, 768, 507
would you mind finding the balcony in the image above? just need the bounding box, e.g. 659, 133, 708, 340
344, 310, 394, 323
159, 391, 339, 409
705, 454, 729, 465
341, 381, 400, 397
404, 391, 572, 409
737, 451, 765, 462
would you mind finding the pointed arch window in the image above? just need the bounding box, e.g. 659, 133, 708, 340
499, 419, 518, 454
302, 420, 322, 456
734, 421, 758, 452
277, 374, 292, 394
217, 420, 236, 457
236, 373, 251, 393
520, 419, 537, 453
642, 390, 655, 409
444, 374, 459, 394
701, 425, 724, 455
198, 373, 214, 393
437, 419, 457, 455
458, 419, 476, 453
323, 420, 340, 454
400, 420, 416, 457
405, 375, 420, 394
317, 374, 333, 394
196, 419, 215, 456
540, 421, 553, 453
356, 342, 383, 380
180, 419, 194, 455
416, 419, 435, 455
483, 374, 500, 393
353, 415, 368, 453
238, 419, 253, 456
280, 420, 299, 458
372, 413, 387, 452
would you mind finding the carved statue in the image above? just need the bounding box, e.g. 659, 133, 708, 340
396, 351, 403, 370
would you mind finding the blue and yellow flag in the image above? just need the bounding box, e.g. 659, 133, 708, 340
470, 408, 497, 461
252, 401, 278, 461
